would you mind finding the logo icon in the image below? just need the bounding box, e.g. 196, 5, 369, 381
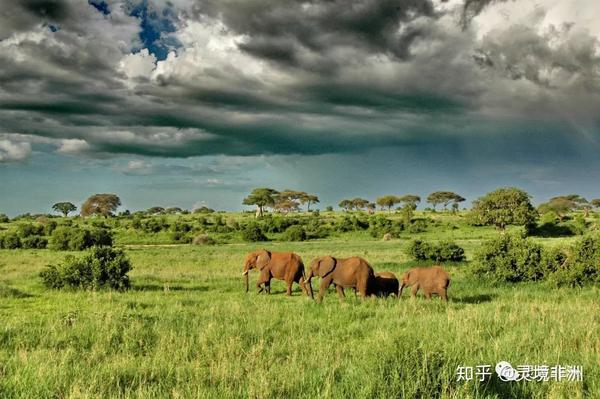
496, 361, 520, 381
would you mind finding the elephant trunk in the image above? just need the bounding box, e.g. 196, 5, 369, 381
304, 270, 314, 299
398, 282, 405, 298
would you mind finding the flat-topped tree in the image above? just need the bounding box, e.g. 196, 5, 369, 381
539, 195, 590, 220
398, 195, 421, 222
338, 199, 353, 212
351, 198, 370, 211
471, 187, 537, 230
243, 188, 279, 218
81, 194, 121, 217
376, 195, 401, 213
52, 202, 77, 217
427, 191, 464, 211
302, 194, 319, 212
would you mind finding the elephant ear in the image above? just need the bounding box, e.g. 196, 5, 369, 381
317, 256, 336, 277
256, 249, 271, 270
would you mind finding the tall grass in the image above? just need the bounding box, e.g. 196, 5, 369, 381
1, 239, 598, 398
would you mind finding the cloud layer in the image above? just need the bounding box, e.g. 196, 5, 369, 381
0, 0, 599, 165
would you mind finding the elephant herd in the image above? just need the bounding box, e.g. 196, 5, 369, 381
242, 249, 451, 303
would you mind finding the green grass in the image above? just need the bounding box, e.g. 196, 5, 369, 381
1, 236, 599, 398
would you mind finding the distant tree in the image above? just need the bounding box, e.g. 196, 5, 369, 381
427, 191, 464, 211
471, 187, 537, 230
592, 199, 600, 209
146, 206, 165, 215
351, 198, 370, 211
52, 202, 77, 217
398, 195, 420, 222
539, 195, 590, 220
242, 188, 279, 218
302, 194, 320, 212
0, 213, 9, 223
81, 194, 121, 217
165, 207, 183, 214
367, 202, 376, 214
338, 199, 353, 212
325, 206, 334, 212
376, 195, 401, 213
274, 199, 300, 213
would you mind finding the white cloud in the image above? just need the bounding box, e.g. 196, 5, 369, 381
57, 139, 91, 155
0, 139, 31, 162
118, 49, 157, 80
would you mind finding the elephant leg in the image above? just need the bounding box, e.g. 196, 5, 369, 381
335, 285, 345, 302
424, 290, 432, 300
439, 288, 448, 302
317, 276, 333, 304
411, 284, 419, 298
256, 272, 270, 294
298, 277, 308, 296
285, 280, 293, 296
265, 280, 271, 294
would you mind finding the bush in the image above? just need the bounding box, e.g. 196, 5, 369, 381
368, 215, 403, 238
16, 223, 44, 239
140, 217, 169, 233
335, 215, 369, 233
551, 235, 600, 287
430, 241, 465, 262
21, 236, 48, 249
0, 213, 9, 223
49, 226, 112, 251
0, 232, 21, 249
283, 225, 307, 241
405, 239, 465, 262
472, 234, 545, 282
40, 247, 132, 290
192, 234, 216, 245
242, 223, 268, 242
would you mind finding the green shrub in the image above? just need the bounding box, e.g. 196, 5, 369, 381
336, 215, 369, 232
406, 240, 465, 262
0, 232, 21, 249
368, 215, 403, 238
283, 225, 307, 241
429, 241, 465, 262
241, 223, 268, 242
16, 223, 44, 238
49, 226, 112, 251
551, 235, 600, 287
40, 247, 132, 290
0, 213, 9, 223
140, 217, 169, 233
473, 234, 545, 282
21, 236, 48, 249
406, 240, 432, 260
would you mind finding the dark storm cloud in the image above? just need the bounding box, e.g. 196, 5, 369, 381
0, 0, 599, 163
190, 0, 439, 70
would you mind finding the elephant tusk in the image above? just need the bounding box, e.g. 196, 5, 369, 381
242, 271, 248, 276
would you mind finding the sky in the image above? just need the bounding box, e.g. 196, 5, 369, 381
1, 0, 599, 216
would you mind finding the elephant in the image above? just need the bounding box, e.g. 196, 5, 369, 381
399, 266, 450, 301
304, 256, 375, 303
242, 249, 309, 297
372, 271, 399, 297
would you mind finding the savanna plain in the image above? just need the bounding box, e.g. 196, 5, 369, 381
1, 210, 599, 398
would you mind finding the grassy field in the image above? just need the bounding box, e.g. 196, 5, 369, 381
1, 222, 599, 399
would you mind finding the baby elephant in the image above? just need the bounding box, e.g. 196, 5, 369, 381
399, 266, 450, 301
371, 271, 399, 297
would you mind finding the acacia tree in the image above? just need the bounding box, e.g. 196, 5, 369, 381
242, 188, 279, 218
303, 194, 320, 212
471, 187, 537, 230
539, 195, 590, 220
338, 199, 353, 212
351, 198, 370, 211
376, 195, 401, 213
398, 195, 420, 222
52, 202, 77, 217
427, 191, 464, 211
81, 194, 121, 217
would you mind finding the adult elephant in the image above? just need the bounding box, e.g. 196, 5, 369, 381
242, 249, 309, 297
304, 256, 374, 303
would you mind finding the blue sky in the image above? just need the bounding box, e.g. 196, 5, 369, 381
1, 0, 599, 216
